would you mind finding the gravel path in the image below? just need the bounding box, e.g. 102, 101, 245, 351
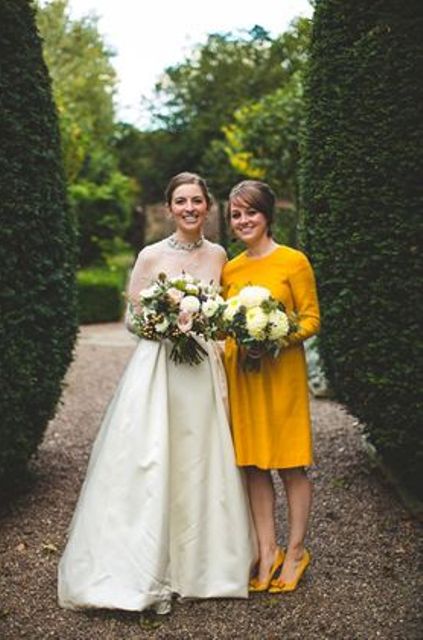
0, 324, 421, 640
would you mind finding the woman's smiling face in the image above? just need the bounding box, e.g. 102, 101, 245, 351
169, 183, 208, 236
229, 197, 269, 246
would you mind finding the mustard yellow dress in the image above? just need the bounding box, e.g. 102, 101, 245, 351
222, 245, 320, 469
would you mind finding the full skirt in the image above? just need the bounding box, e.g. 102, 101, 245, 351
58, 339, 255, 611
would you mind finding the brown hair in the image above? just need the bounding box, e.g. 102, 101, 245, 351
165, 172, 212, 209
228, 180, 276, 237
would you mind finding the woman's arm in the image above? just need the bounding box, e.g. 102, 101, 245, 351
286, 252, 320, 345
125, 247, 155, 333
127, 247, 156, 303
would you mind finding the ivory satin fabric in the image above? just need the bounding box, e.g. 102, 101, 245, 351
58, 338, 256, 611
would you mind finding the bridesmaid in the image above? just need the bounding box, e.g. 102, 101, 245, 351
222, 180, 320, 593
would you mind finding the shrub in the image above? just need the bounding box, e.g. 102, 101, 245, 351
301, 0, 422, 496
69, 166, 136, 267
0, 0, 77, 488
77, 265, 128, 324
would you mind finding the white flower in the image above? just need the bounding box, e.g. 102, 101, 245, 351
140, 284, 160, 299
167, 287, 184, 304
223, 296, 241, 321
238, 285, 271, 308
202, 297, 219, 317
180, 295, 201, 314
177, 311, 193, 333
155, 317, 170, 333
246, 306, 268, 339
268, 310, 290, 340
203, 283, 219, 296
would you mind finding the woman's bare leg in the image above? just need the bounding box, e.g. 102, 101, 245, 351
245, 466, 279, 582
277, 467, 312, 583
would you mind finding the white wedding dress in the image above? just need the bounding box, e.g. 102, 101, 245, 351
58, 239, 256, 612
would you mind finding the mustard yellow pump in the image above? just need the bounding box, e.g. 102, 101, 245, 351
249, 548, 285, 592
268, 548, 311, 593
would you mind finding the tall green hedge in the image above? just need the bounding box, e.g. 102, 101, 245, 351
0, 1, 77, 488
301, 0, 422, 496
77, 265, 128, 324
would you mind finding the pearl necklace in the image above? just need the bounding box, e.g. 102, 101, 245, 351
167, 234, 204, 252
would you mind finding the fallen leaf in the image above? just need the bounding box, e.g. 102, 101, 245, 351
42, 542, 58, 554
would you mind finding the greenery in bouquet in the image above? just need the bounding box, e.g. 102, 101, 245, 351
128, 272, 225, 365
223, 285, 297, 372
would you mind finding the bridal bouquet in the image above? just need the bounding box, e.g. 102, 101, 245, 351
128, 272, 225, 365
222, 285, 297, 372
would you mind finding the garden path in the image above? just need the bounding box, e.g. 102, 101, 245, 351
0, 324, 421, 639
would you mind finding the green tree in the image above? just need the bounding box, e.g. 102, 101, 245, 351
145, 26, 301, 198
114, 123, 182, 205
36, 0, 136, 265
35, 0, 117, 182
121, 19, 311, 210
301, 0, 422, 496
223, 70, 304, 205
0, 0, 77, 489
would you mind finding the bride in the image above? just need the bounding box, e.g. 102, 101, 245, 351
58, 172, 256, 614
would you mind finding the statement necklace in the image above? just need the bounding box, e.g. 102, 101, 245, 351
167, 234, 204, 252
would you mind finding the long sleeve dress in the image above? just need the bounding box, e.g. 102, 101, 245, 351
222, 245, 320, 470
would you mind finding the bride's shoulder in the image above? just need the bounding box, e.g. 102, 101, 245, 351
204, 238, 227, 261
136, 239, 166, 261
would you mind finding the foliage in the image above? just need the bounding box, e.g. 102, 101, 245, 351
137, 21, 311, 202
77, 264, 128, 323
301, 0, 423, 496
35, 0, 117, 182
35, 0, 137, 265
113, 124, 180, 205
69, 165, 136, 266
0, 0, 77, 487
223, 71, 305, 204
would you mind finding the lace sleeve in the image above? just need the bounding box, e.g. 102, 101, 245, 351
125, 248, 155, 335
124, 305, 137, 335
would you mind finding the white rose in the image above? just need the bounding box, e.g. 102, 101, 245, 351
238, 285, 271, 308
167, 287, 184, 304
177, 311, 193, 333
140, 284, 159, 299
268, 310, 290, 340
223, 296, 241, 322
180, 295, 200, 313
202, 298, 219, 317
246, 306, 268, 339
155, 317, 170, 333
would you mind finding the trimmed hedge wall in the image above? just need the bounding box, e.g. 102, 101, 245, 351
301, 0, 422, 496
77, 266, 128, 324
0, 1, 77, 487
